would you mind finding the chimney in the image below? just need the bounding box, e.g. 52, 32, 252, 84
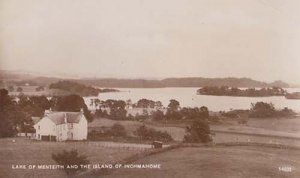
64, 113, 67, 123
44, 108, 52, 116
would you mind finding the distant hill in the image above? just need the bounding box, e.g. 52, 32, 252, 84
269, 80, 290, 88
75, 77, 290, 88
0, 70, 291, 88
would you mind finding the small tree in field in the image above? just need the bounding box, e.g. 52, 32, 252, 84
52, 149, 89, 177
184, 120, 212, 143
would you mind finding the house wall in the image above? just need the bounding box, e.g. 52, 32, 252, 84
34, 117, 56, 140
34, 113, 88, 141
73, 115, 88, 140
56, 124, 68, 141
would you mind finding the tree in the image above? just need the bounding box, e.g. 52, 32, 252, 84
35, 86, 45, 92
17, 87, 23, 92
0, 89, 20, 137
137, 99, 155, 108
103, 100, 127, 120
249, 102, 275, 118
152, 110, 164, 121
184, 120, 212, 143
168, 99, 180, 111
166, 99, 181, 120
17, 95, 52, 133
52, 149, 89, 177
154, 101, 163, 109
8, 86, 14, 92
135, 125, 173, 142
55, 95, 93, 122
199, 106, 209, 119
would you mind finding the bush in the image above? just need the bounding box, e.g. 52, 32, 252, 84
152, 110, 164, 121
249, 102, 275, 118
135, 125, 173, 142
52, 149, 89, 177
183, 120, 212, 143
109, 123, 127, 137
249, 102, 296, 118
88, 123, 127, 140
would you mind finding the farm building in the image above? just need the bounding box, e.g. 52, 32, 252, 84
33, 109, 88, 141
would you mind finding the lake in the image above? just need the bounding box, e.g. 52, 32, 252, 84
85, 88, 300, 112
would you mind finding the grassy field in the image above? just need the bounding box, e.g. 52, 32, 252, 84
89, 118, 186, 141
246, 117, 300, 133
89, 117, 300, 143
104, 146, 300, 178
0, 138, 143, 178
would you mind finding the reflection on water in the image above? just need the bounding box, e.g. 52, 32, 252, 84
84, 88, 300, 112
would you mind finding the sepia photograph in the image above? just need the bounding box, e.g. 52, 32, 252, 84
1, 0, 300, 177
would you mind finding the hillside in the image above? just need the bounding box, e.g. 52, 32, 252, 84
79, 77, 290, 88
0, 70, 291, 88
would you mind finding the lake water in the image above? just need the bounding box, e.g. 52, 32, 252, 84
85, 88, 300, 112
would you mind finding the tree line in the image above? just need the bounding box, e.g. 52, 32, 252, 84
197, 86, 287, 97
93, 98, 209, 122
49, 80, 119, 96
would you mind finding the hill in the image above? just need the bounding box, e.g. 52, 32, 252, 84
78, 77, 290, 88
103, 146, 300, 178
0, 70, 291, 88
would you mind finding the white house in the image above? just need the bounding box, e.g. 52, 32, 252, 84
34, 109, 88, 141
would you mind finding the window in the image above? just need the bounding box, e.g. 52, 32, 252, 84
38, 125, 40, 130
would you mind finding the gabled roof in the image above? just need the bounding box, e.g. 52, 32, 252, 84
37, 111, 84, 125
31, 117, 41, 124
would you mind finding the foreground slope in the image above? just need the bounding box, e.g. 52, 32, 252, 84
104, 146, 300, 178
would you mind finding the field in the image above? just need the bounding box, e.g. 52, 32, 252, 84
3, 117, 300, 178
89, 117, 300, 145
103, 146, 300, 178
89, 118, 186, 141
0, 138, 143, 178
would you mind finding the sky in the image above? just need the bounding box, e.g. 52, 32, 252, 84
0, 0, 300, 83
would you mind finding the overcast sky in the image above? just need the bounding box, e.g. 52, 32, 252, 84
1, 0, 300, 83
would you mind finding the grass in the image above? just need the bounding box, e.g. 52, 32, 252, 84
0, 138, 143, 178
246, 117, 300, 133
89, 118, 185, 141
103, 146, 300, 178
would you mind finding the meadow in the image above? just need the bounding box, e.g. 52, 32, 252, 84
103, 146, 300, 178
0, 138, 144, 178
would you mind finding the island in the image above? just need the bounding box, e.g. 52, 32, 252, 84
49, 80, 119, 96
197, 86, 287, 97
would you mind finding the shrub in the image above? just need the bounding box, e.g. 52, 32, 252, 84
109, 123, 127, 137
88, 123, 127, 140
249, 102, 296, 118
135, 125, 173, 142
152, 110, 164, 121
249, 102, 275, 118
52, 149, 89, 177
183, 120, 212, 143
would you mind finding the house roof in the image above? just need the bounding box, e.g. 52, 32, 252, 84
31, 117, 41, 124
45, 112, 84, 125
